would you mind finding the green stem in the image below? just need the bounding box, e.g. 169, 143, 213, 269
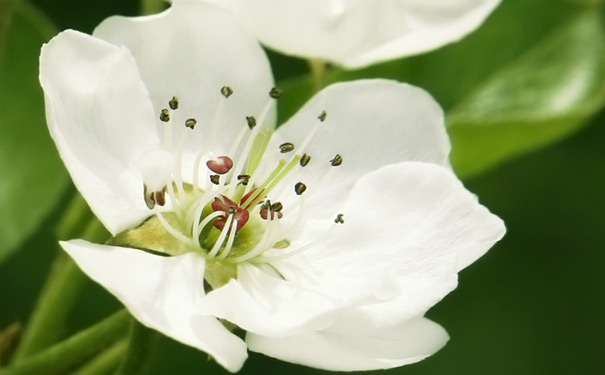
140, 0, 165, 15
72, 339, 128, 375
12, 195, 106, 363
112, 320, 154, 375
308, 58, 328, 91
0, 311, 130, 375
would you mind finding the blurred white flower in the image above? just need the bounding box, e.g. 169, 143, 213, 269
201, 0, 501, 68
40, 1, 504, 372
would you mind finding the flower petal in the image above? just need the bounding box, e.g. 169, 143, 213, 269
201, 262, 345, 336
273, 161, 504, 325
94, 1, 276, 160
246, 316, 448, 371
61, 240, 247, 372
40, 30, 160, 235
205, 0, 501, 68
268, 79, 450, 223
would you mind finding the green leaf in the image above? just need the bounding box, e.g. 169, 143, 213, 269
448, 10, 605, 177
0, 1, 67, 264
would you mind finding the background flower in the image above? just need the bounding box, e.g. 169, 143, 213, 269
201, 0, 501, 68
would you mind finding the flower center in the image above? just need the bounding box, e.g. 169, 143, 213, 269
112, 88, 345, 287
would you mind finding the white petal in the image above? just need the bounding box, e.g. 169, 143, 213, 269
205, 0, 501, 68
40, 30, 160, 235
268, 79, 449, 223
273, 161, 504, 325
61, 240, 247, 372
201, 263, 345, 336
94, 1, 276, 161
246, 317, 448, 371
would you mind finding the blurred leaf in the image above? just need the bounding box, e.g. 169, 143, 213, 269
0, 1, 67, 264
449, 10, 605, 177
277, 0, 605, 177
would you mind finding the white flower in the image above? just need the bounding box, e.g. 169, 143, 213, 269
40, 1, 505, 372
201, 0, 501, 68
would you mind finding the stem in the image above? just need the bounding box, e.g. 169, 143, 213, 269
12, 195, 105, 363
0, 311, 130, 375
72, 339, 127, 375
112, 320, 154, 375
140, 0, 165, 15
307, 58, 328, 91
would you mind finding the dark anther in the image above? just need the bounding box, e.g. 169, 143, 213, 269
261, 200, 271, 210
279, 142, 295, 153
228, 206, 236, 214
330, 154, 343, 167
185, 118, 197, 129
210, 174, 220, 185
169, 96, 179, 110
238, 174, 250, 185
269, 87, 283, 99
221, 86, 233, 98
294, 182, 307, 195
143, 185, 166, 210
335, 214, 345, 224
318, 110, 327, 122
271, 202, 283, 212
300, 153, 311, 167
246, 116, 257, 129
160, 109, 170, 122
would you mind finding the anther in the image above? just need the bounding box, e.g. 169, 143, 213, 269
160, 109, 170, 122
210, 174, 220, 185
271, 202, 283, 212
294, 182, 307, 195
335, 213, 345, 224
221, 86, 233, 98
279, 142, 295, 153
169, 96, 179, 110
246, 116, 256, 129
207, 156, 233, 174
318, 110, 327, 122
330, 154, 343, 167
269, 87, 283, 99
300, 153, 311, 167
238, 174, 250, 185
185, 118, 197, 129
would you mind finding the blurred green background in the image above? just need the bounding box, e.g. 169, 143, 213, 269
1, 0, 604, 374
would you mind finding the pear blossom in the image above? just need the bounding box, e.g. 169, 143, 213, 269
201, 0, 502, 68
39, 1, 505, 372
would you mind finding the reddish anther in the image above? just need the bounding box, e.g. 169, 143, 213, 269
212, 195, 249, 232
207, 156, 234, 174
260, 207, 283, 220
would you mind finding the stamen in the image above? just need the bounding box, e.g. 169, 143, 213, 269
210, 174, 220, 185
246, 116, 257, 129
155, 211, 193, 246
221, 86, 234, 98
271, 202, 283, 212
330, 154, 343, 166
334, 213, 345, 224
279, 142, 295, 153
300, 153, 311, 167
318, 110, 327, 122
159, 108, 170, 122
294, 182, 307, 195
269, 87, 283, 99
207, 156, 234, 174
238, 174, 250, 185
185, 118, 197, 129
169, 96, 179, 110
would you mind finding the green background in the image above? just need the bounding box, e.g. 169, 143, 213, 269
1, 0, 604, 374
